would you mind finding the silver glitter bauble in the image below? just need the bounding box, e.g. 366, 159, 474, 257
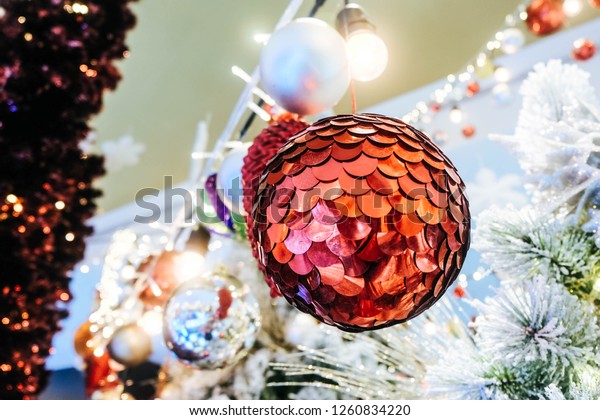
162, 270, 260, 369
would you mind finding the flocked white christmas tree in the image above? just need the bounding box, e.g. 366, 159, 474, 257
469, 60, 600, 399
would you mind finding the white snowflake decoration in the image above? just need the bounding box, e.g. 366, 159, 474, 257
101, 134, 146, 172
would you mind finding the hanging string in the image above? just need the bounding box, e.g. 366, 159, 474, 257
308, 0, 327, 18
339, 0, 357, 114
238, 98, 264, 140
350, 79, 357, 114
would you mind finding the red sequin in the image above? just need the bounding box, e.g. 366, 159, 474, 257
251, 114, 470, 332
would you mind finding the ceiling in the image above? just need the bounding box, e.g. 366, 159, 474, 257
92, 0, 600, 212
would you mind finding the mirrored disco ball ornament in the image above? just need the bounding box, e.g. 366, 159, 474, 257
163, 270, 260, 369
259, 18, 351, 115
251, 114, 471, 332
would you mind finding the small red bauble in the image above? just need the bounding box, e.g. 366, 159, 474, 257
525, 0, 565, 36
462, 124, 476, 138
453, 286, 467, 299
85, 352, 120, 397
251, 114, 470, 332
589, 0, 600, 8
242, 115, 308, 297
466, 81, 480, 97
430, 102, 442, 113
572, 39, 596, 61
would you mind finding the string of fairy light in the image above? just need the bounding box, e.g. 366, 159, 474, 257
402, 0, 599, 138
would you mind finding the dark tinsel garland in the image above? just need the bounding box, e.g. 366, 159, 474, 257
0, 0, 136, 398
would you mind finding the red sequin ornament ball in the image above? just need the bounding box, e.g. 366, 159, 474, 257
251, 114, 470, 332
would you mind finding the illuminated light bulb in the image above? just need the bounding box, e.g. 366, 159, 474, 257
563, 0, 583, 16
6, 194, 17, 204
494, 66, 511, 83
253, 33, 270, 44
336, 3, 388, 82
55, 200, 65, 210
458, 72, 471, 82
449, 106, 463, 124
345, 30, 389, 81
71, 2, 89, 14
65, 232, 75, 242
475, 54, 494, 79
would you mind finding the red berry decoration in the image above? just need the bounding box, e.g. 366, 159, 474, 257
251, 114, 470, 332
572, 39, 596, 61
242, 115, 308, 296
525, 0, 565, 36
